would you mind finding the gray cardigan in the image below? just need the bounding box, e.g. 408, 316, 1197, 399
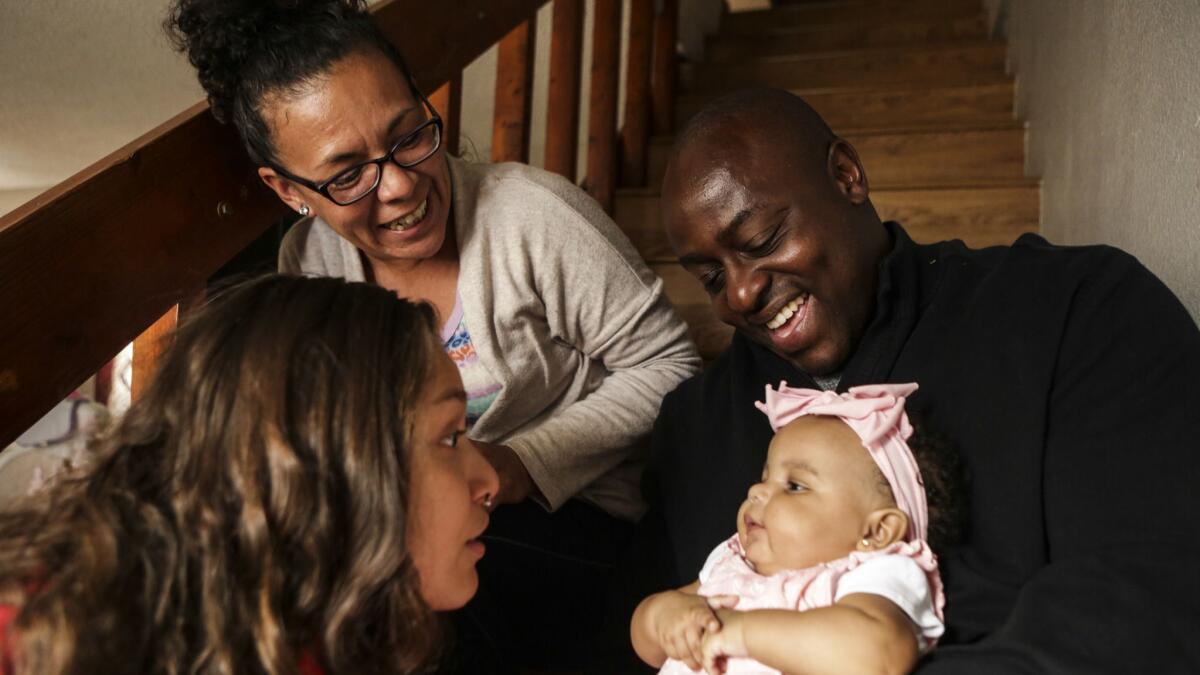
279, 157, 701, 520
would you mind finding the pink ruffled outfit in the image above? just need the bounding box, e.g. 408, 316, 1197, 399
658, 536, 945, 675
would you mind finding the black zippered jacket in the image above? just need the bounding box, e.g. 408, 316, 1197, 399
636, 222, 1200, 672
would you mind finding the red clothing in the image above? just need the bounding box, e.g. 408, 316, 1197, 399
0, 603, 16, 675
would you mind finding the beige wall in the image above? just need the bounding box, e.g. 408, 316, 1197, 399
998, 0, 1200, 320
2, 0, 725, 217
0, 0, 202, 214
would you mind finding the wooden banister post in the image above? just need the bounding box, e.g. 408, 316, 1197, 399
652, 0, 679, 135
492, 19, 537, 163
585, 0, 623, 213
130, 286, 204, 401
620, 0, 655, 187
545, 0, 584, 181
429, 75, 463, 156
131, 306, 178, 402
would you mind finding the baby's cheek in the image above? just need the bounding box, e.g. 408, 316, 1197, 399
734, 501, 750, 539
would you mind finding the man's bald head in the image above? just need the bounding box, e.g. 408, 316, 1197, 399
660, 87, 889, 376
671, 87, 836, 175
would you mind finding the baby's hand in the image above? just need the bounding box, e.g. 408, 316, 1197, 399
700, 608, 749, 675
650, 592, 738, 671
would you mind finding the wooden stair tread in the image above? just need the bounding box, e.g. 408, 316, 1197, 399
681, 42, 1008, 93
677, 80, 1016, 130
702, 39, 1007, 66
619, 176, 1041, 196
724, 0, 983, 35
680, 76, 1015, 98
650, 120, 1025, 145
709, 18, 988, 60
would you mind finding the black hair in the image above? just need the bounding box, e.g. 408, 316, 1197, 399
672, 87, 835, 163
905, 417, 969, 552
165, 0, 413, 166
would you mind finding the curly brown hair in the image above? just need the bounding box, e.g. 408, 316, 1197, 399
0, 275, 442, 675
906, 417, 969, 552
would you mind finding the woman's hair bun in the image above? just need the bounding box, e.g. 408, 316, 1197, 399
164, 0, 369, 124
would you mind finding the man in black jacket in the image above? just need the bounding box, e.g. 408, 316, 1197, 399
631, 88, 1200, 672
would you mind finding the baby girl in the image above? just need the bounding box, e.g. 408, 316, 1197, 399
632, 383, 965, 674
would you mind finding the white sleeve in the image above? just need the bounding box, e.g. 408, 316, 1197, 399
834, 554, 944, 652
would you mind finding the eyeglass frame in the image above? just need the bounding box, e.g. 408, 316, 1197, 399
269, 88, 444, 207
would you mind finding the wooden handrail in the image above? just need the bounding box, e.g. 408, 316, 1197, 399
0, 0, 547, 448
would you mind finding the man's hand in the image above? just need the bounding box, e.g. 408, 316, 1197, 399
701, 607, 749, 675
472, 440, 537, 507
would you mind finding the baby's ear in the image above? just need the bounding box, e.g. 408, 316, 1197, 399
858, 508, 908, 551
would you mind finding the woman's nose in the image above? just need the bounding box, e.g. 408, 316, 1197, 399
375, 160, 419, 203
466, 440, 500, 504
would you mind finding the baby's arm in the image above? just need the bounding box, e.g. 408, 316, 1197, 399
631, 581, 735, 671
701, 593, 919, 675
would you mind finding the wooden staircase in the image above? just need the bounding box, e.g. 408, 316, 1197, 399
613, 0, 1040, 361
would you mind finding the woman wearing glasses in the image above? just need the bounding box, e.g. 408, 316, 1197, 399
166, 0, 700, 671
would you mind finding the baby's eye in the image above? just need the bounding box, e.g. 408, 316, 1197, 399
786, 481, 807, 493
440, 430, 461, 448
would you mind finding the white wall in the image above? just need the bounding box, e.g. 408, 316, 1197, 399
1000, 0, 1200, 320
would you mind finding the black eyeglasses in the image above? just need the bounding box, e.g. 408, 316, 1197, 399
272, 93, 443, 206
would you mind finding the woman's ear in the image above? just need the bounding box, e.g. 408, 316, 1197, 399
857, 508, 908, 551
258, 167, 309, 214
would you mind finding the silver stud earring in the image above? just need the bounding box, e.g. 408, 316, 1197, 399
861, 537, 871, 549
482, 493, 494, 510
299, 204, 310, 216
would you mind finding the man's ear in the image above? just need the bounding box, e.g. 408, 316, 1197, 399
826, 138, 870, 205
858, 508, 908, 551
258, 167, 308, 214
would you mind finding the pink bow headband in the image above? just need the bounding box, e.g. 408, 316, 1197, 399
755, 382, 928, 542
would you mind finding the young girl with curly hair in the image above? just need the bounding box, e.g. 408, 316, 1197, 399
0, 275, 498, 675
